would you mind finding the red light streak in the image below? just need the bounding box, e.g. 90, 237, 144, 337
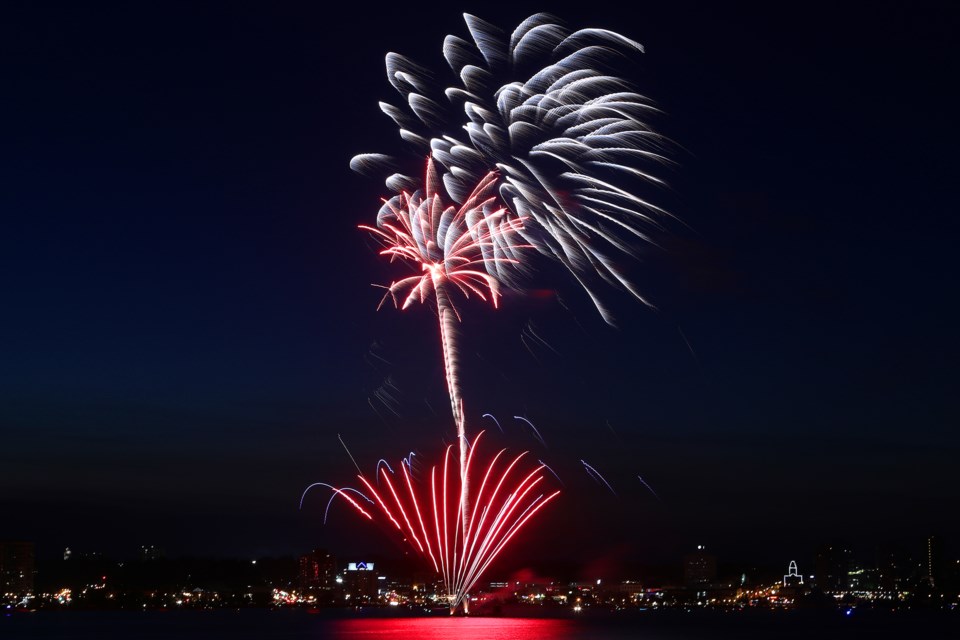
319, 432, 559, 613
361, 157, 530, 537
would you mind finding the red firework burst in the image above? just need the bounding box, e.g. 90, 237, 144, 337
312, 432, 559, 613
359, 157, 527, 315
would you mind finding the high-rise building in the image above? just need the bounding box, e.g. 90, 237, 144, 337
814, 543, 852, 591
0, 541, 35, 597
299, 549, 337, 592
683, 545, 717, 588
926, 535, 940, 588
847, 562, 874, 591
343, 561, 380, 599
876, 546, 893, 592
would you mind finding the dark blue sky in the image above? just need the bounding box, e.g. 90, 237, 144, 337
2, 1, 958, 569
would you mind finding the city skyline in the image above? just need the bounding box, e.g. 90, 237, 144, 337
5, 533, 957, 611
2, 0, 959, 567
5, 531, 955, 588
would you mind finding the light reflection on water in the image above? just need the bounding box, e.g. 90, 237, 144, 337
328, 618, 578, 640
2, 610, 953, 640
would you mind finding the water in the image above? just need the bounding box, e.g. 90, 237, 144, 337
1, 609, 956, 639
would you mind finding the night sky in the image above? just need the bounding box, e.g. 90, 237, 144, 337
2, 1, 958, 571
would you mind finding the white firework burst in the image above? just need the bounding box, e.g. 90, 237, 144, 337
352, 13, 674, 322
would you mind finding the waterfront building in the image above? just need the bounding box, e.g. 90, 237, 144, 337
343, 561, 380, 600
926, 535, 940, 588
814, 543, 852, 591
783, 560, 803, 587
0, 541, 35, 596
298, 549, 337, 592
683, 545, 717, 588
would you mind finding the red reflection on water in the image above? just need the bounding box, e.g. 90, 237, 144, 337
328, 617, 576, 640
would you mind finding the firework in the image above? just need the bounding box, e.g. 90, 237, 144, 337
581, 459, 617, 496
361, 157, 529, 529
352, 13, 672, 323
637, 475, 661, 500
343, 13, 671, 612
309, 433, 559, 613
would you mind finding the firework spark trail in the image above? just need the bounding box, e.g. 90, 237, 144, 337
369, 383, 401, 418
361, 158, 530, 533
606, 419, 624, 444
677, 325, 702, 368
581, 459, 617, 496
366, 397, 389, 423
514, 415, 547, 447
539, 459, 565, 487
637, 475, 661, 500
352, 13, 673, 324
338, 434, 363, 474
524, 321, 561, 356
375, 458, 395, 482
306, 434, 558, 613
520, 332, 543, 365
322, 488, 374, 524
299, 483, 374, 521
481, 413, 504, 432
